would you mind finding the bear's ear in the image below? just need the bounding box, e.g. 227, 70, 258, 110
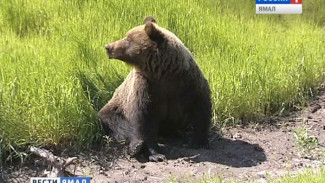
143, 16, 156, 24
144, 22, 164, 43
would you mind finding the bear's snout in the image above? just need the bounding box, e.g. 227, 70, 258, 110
105, 44, 112, 58
105, 44, 111, 50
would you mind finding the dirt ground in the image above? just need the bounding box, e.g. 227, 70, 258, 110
2, 87, 325, 183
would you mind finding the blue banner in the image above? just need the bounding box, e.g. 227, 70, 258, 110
61, 177, 91, 183
256, 0, 291, 4
30, 177, 91, 183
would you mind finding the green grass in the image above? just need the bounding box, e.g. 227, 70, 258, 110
271, 169, 325, 183
191, 169, 325, 183
294, 126, 319, 158
0, 0, 325, 161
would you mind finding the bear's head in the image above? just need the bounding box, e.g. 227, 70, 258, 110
105, 16, 191, 79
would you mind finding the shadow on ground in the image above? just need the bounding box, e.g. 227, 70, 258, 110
1, 133, 266, 182
68, 133, 267, 168
160, 134, 266, 168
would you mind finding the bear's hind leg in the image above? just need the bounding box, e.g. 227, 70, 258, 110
98, 110, 128, 141
128, 133, 144, 157
98, 104, 144, 156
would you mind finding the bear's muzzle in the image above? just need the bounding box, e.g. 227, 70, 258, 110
105, 44, 113, 59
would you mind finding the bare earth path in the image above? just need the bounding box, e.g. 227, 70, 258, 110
3, 87, 325, 183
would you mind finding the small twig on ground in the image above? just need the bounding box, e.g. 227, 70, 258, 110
30, 146, 78, 177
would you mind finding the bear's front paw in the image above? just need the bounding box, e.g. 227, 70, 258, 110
149, 153, 166, 162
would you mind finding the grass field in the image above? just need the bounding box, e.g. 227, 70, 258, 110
0, 0, 325, 164
193, 169, 325, 183
271, 169, 325, 183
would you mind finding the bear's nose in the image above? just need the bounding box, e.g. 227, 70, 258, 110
105, 44, 111, 50
105, 44, 113, 58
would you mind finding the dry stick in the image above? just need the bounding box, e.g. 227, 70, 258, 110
30, 146, 78, 177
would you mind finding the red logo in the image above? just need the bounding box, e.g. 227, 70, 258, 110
291, 0, 302, 4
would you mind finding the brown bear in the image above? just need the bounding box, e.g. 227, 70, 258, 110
98, 16, 212, 162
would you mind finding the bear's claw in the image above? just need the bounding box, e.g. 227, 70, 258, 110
129, 140, 144, 157
149, 153, 166, 162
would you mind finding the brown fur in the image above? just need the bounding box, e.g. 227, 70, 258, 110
99, 16, 212, 162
